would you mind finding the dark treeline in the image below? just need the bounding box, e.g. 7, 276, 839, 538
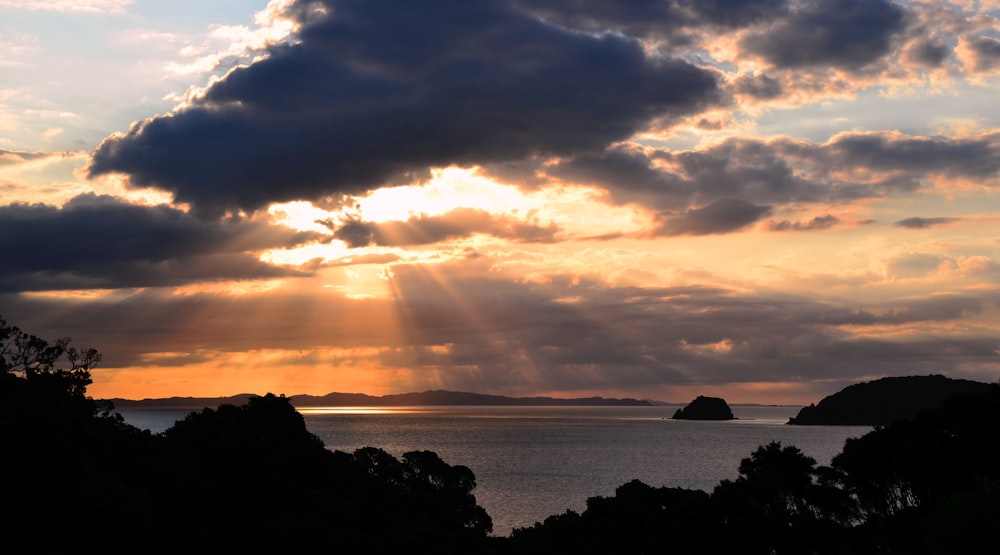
0, 317, 491, 554
2, 316, 998, 554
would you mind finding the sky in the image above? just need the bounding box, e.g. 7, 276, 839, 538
3, 0, 1000, 404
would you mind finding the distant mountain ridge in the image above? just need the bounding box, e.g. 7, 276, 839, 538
788, 375, 995, 426
111, 389, 651, 409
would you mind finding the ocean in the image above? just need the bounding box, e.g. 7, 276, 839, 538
117, 405, 869, 536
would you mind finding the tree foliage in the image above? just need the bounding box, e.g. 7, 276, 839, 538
0, 316, 493, 554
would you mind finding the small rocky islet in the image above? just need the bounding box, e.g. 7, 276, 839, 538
671, 395, 735, 420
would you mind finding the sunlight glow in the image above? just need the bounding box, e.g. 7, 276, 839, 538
358, 167, 536, 222
297, 407, 405, 415
21, 288, 124, 301
267, 200, 338, 234
169, 280, 287, 296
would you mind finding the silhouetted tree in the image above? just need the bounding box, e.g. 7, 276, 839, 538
507, 479, 715, 554
830, 386, 1000, 553
159, 396, 493, 553
0, 316, 162, 553
712, 442, 850, 554
1, 316, 496, 554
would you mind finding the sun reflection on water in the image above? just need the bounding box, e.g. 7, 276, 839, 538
296, 406, 419, 415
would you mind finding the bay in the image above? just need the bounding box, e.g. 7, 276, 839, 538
117, 405, 869, 536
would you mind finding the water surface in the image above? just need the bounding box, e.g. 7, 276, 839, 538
118, 405, 869, 535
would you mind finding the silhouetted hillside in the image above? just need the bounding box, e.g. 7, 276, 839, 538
113, 389, 651, 408
788, 375, 994, 425
110, 393, 258, 408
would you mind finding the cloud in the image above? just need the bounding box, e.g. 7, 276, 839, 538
511, 0, 788, 43
740, 0, 907, 70
3, 258, 997, 394
904, 39, 951, 68
0, 286, 399, 369
544, 131, 1000, 215
550, 138, 855, 212
894, 216, 960, 229
966, 35, 1000, 72
653, 198, 771, 236
88, 0, 719, 217
766, 214, 841, 231
320, 253, 402, 268
826, 132, 1000, 178
547, 144, 688, 208
0, 193, 316, 291
0, 0, 132, 13
0, 149, 49, 165
380, 267, 1000, 390
330, 208, 558, 248
819, 296, 987, 326
732, 73, 784, 100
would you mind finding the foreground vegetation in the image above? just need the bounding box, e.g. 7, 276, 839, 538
2, 316, 998, 554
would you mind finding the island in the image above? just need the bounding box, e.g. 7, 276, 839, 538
788, 374, 995, 426
672, 396, 735, 420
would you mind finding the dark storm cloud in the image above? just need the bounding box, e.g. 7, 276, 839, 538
0, 194, 316, 292
826, 133, 1000, 178
88, 0, 719, 217
816, 337, 1000, 362
331, 208, 558, 248
653, 198, 771, 236
544, 131, 1000, 215
741, 0, 907, 70
512, 0, 788, 41
819, 296, 986, 326
894, 216, 959, 229
766, 214, 840, 231
548, 139, 842, 211
681, 0, 790, 27
548, 145, 686, 205
670, 138, 848, 200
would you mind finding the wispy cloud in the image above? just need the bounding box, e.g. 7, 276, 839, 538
766, 215, 842, 232
330, 208, 559, 248
0, 0, 132, 14
894, 216, 961, 229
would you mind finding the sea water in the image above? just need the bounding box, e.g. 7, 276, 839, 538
117, 405, 869, 535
